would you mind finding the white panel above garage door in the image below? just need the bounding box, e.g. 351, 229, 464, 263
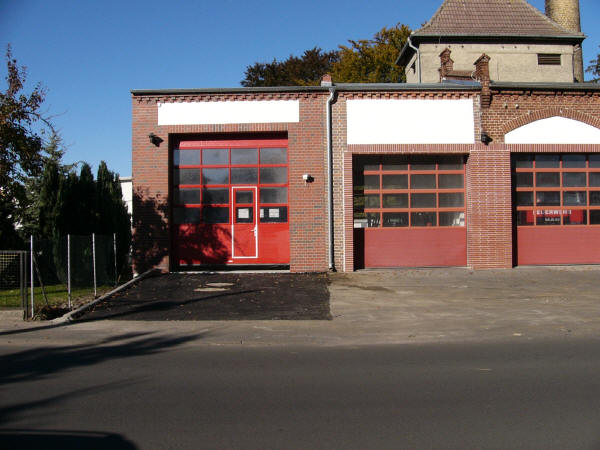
505, 116, 600, 144
157, 100, 300, 126
347, 99, 475, 145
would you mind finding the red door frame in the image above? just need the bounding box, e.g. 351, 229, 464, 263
172, 138, 290, 267
513, 153, 600, 265
231, 186, 258, 260
353, 155, 467, 268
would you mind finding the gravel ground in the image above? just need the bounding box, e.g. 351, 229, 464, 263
81, 272, 331, 321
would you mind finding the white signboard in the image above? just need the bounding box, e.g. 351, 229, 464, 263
347, 99, 475, 144
158, 100, 300, 126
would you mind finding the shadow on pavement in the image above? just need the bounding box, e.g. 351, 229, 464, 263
0, 332, 204, 385
0, 429, 138, 449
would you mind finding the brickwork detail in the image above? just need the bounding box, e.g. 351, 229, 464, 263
466, 145, 513, 269
484, 89, 600, 142
500, 106, 600, 137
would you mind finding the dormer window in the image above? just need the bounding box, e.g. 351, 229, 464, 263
538, 54, 561, 65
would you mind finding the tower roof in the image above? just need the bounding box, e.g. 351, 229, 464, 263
414, 0, 584, 39
397, 0, 585, 67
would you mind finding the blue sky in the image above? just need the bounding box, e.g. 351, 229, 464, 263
1, 0, 598, 178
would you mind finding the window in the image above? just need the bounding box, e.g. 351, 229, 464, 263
537, 54, 561, 66
172, 143, 288, 224
353, 155, 466, 228
514, 153, 600, 226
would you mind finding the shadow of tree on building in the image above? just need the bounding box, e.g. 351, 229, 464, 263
132, 189, 169, 273
175, 222, 231, 267
133, 187, 234, 271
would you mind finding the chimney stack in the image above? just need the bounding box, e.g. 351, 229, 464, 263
545, 0, 584, 82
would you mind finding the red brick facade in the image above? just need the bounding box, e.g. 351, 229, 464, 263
132, 83, 600, 273
132, 91, 329, 273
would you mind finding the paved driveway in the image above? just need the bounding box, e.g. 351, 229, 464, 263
3, 265, 599, 347
329, 265, 600, 342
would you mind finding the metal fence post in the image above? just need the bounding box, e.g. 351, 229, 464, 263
30, 236, 34, 318
92, 233, 97, 297
113, 232, 117, 286
19, 251, 25, 319
67, 234, 72, 309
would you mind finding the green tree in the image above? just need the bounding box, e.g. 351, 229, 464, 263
241, 47, 339, 87
586, 47, 600, 82
240, 25, 412, 87
20, 132, 68, 238
0, 45, 56, 248
95, 161, 131, 273
331, 24, 412, 83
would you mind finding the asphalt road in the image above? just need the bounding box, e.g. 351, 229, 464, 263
2, 337, 600, 449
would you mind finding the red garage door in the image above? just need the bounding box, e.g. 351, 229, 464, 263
172, 138, 290, 267
514, 153, 600, 265
353, 155, 467, 268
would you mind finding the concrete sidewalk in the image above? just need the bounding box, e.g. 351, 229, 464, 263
1, 266, 599, 347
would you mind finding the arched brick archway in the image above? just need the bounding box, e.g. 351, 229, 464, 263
501, 107, 600, 140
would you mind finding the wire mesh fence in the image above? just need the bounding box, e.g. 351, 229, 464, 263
0, 251, 28, 317
0, 234, 130, 319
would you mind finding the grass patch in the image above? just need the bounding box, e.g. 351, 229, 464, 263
0, 284, 115, 308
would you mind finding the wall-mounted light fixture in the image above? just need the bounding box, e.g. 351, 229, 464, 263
481, 132, 493, 145
148, 132, 163, 147
302, 173, 314, 183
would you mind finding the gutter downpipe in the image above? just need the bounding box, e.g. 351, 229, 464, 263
326, 86, 336, 271
407, 35, 421, 83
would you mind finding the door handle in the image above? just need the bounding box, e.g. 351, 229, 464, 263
253, 225, 257, 237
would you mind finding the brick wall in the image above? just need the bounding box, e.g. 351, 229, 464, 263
332, 90, 480, 271
483, 89, 600, 141
466, 145, 513, 269
133, 84, 600, 273
131, 91, 329, 273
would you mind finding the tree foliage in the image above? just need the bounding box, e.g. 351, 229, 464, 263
23, 159, 132, 273
0, 45, 55, 248
586, 46, 600, 82
241, 47, 339, 87
240, 24, 412, 87
331, 24, 412, 83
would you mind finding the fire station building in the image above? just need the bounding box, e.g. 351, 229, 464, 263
131, 0, 600, 273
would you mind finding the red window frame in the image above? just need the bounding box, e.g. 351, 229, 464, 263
514, 153, 600, 227
172, 139, 289, 225
353, 155, 467, 228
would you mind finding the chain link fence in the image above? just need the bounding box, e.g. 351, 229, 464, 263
0, 251, 28, 318
0, 234, 130, 319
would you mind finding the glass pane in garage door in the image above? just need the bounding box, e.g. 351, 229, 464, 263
353, 155, 466, 228
514, 153, 600, 226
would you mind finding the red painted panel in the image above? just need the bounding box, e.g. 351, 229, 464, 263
257, 224, 290, 264
175, 224, 232, 266
175, 223, 290, 266
232, 223, 256, 257
517, 227, 600, 265
363, 228, 467, 267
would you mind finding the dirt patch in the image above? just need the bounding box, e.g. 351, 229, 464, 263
81, 272, 331, 321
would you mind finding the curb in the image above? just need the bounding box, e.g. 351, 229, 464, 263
51, 268, 161, 324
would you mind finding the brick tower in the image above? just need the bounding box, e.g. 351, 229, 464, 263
545, 0, 584, 82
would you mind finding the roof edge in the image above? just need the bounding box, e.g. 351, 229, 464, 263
131, 86, 330, 95
131, 83, 483, 96
411, 33, 585, 42
491, 81, 600, 91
